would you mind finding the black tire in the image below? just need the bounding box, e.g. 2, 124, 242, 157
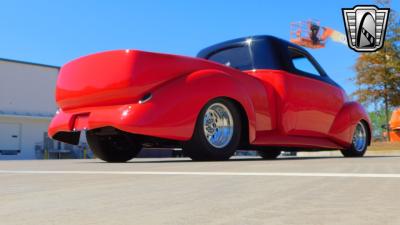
183, 98, 241, 161
86, 129, 142, 162
340, 121, 369, 157
257, 148, 281, 159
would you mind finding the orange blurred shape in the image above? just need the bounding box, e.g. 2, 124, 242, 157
390, 108, 400, 142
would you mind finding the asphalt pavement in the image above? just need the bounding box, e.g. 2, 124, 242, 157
1, 152, 400, 225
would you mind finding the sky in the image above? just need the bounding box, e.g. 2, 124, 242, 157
0, 0, 399, 94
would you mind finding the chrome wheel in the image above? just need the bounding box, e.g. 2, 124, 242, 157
352, 122, 367, 152
184, 98, 241, 161
203, 103, 234, 148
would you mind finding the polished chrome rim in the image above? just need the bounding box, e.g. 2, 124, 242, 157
203, 103, 234, 148
352, 122, 367, 152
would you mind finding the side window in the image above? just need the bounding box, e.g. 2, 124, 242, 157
290, 50, 321, 76
207, 46, 253, 70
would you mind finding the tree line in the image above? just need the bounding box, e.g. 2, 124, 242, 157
353, 0, 400, 141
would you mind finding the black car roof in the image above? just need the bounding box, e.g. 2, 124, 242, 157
196, 35, 315, 73
196, 35, 342, 89
197, 35, 307, 59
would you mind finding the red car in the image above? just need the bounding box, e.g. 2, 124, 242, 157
49, 35, 371, 162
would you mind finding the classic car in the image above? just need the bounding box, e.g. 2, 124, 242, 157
48, 35, 371, 162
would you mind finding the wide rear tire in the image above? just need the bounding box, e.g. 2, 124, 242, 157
341, 121, 368, 157
183, 98, 241, 161
86, 128, 142, 162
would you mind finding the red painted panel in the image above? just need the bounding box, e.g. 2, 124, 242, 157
49, 50, 370, 150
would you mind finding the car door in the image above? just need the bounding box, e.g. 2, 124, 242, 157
282, 48, 345, 137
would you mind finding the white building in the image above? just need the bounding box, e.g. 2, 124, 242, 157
0, 58, 173, 159
0, 58, 80, 159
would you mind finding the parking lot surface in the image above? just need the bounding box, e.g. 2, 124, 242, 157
1, 152, 400, 225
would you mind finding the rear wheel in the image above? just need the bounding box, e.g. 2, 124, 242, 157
340, 121, 368, 157
86, 128, 142, 162
183, 98, 241, 161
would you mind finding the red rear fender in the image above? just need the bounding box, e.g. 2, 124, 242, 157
56, 50, 228, 110
137, 69, 271, 142
329, 101, 371, 146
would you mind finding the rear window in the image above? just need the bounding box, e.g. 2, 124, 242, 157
207, 46, 253, 70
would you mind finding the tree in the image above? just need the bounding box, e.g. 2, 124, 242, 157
353, 0, 400, 141
369, 108, 389, 140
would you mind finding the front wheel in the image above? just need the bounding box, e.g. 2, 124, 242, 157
340, 121, 368, 157
86, 128, 142, 162
183, 98, 241, 161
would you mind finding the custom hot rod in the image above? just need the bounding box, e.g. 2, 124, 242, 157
49, 35, 371, 162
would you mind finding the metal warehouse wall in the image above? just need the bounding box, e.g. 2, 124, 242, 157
0, 60, 59, 159
0, 116, 50, 159
0, 60, 58, 115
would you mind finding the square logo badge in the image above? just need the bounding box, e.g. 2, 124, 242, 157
342, 5, 390, 52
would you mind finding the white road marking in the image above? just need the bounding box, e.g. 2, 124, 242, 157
0, 170, 400, 178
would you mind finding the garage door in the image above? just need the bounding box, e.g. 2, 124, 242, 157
0, 123, 21, 154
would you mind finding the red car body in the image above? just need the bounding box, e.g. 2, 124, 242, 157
49, 36, 371, 156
